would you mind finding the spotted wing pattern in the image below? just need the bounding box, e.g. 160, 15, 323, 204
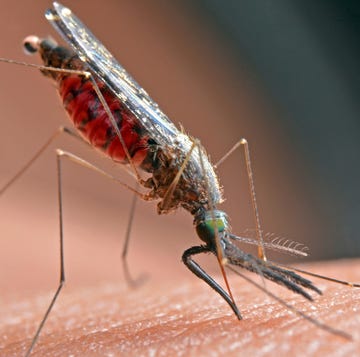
46, 2, 180, 147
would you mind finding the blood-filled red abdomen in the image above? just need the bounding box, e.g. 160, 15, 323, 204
59, 74, 149, 166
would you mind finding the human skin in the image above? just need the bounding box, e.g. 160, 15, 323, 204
1, 259, 359, 356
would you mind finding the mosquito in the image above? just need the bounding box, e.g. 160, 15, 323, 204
0, 2, 358, 356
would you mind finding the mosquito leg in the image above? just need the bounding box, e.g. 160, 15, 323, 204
26, 149, 154, 355
59, 150, 150, 287
60, 150, 149, 287
25, 149, 68, 356
58, 151, 153, 286
0, 126, 82, 196
0, 122, 137, 198
56, 150, 152, 199
158, 140, 197, 212
182, 245, 242, 319
215, 138, 266, 261
121, 187, 148, 288
122, 190, 139, 286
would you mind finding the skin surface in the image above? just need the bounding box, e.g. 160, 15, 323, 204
1, 259, 360, 356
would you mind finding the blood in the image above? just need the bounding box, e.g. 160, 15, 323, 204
59, 72, 149, 165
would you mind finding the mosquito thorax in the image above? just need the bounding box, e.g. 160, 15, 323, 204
194, 209, 229, 245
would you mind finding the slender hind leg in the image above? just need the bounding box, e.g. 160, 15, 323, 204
215, 138, 266, 261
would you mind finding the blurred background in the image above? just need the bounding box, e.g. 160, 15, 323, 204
0, 0, 359, 296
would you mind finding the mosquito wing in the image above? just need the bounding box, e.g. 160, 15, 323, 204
45, 2, 180, 147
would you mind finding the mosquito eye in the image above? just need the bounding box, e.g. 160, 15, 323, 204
196, 213, 227, 244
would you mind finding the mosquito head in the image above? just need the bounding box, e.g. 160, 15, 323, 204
194, 209, 230, 245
